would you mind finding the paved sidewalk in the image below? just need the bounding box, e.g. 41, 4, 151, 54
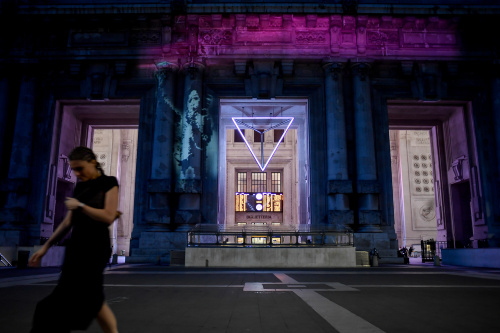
1, 263, 500, 333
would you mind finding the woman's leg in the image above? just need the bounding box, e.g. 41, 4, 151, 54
96, 302, 118, 333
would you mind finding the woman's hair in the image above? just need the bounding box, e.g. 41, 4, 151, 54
68, 146, 105, 175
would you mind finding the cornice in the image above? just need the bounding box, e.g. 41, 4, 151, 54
1, 13, 497, 63
5, 3, 500, 16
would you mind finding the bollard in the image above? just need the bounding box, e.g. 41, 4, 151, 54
17, 251, 30, 269
371, 255, 379, 267
433, 255, 441, 266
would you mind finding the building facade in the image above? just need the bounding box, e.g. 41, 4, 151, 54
1, 1, 500, 264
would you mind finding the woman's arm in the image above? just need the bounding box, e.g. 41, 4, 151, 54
65, 186, 119, 225
29, 211, 73, 267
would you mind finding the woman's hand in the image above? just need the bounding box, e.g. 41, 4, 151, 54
29, 246, 48, 267
65, 197, 81, 210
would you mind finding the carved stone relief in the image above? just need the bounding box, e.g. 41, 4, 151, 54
392, 130, 437, 247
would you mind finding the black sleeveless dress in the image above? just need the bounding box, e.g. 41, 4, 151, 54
31, 175, 118, 332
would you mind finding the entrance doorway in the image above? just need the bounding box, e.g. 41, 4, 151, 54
388, 101, 486, 255
218, 99, 309, 230
450, 181, 473, 247
44, 100, 139, 257
89, 128, 138, 256
389, 129, 438, 254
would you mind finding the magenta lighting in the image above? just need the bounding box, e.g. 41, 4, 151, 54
232, 116, 294, 171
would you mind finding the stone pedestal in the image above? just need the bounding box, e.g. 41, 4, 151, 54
127, 231, 188, 263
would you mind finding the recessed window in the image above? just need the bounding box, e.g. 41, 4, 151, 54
237, 172, 247, 192
271, 172, 281, 193
274, 129, 284, 142
251, 172, 267, 192
254, 129, 264, 143
234, 129, 245, 143
235, 170, 283, 212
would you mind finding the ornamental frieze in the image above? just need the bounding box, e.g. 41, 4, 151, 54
367, 31, 399, 45
129, 30, 162, 45
62, 14, 464, 59
296, 31, 328, 44
199, 30, 233, 45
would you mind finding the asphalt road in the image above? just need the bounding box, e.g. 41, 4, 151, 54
1, 262, 500, 333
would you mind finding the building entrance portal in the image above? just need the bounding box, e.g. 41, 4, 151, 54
219, 99, 309, 230
90, 128, 138, 257
390, 129, 438, 253
44, 101, 139, 257
388, 102, 486, 256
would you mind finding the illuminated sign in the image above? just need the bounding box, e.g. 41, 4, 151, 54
232, 117, 294, 171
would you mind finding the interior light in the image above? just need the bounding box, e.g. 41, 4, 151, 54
256, 193, 263, 200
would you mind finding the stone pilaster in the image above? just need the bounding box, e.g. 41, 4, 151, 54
351, 63, 381, 232
174, 62, 204, 224
4, 76, 36, 211
0, 77, 10, 175
0, 75, 36, 247
323, 62, 353, 229
146, 64, 179, 224
493, 72, 500, 188
490, 65, 500, 247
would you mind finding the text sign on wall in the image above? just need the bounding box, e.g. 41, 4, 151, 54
235, 212, 283, 223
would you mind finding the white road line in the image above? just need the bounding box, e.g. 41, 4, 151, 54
294, 289, 385, 333
31, 284, 245, 288
102, 270, 500, 279
26, 283, 500, 289
350, 285, 500, 288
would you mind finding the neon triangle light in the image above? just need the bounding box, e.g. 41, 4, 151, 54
232, 117, 294, 171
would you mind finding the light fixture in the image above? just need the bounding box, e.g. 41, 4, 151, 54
232, 116, 294, 171
256, 193, 263, 200
256, 204, 263, 211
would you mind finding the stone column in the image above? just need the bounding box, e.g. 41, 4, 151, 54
490, 70, 500, 247
147, 64, 178, 223
175, 63, 204, 224
0, 74, 36, 248
0, 77, 10, 172
323, 62, 353, 229
493, 75, 500, 188
5, 76, 37, 210
351, 63, 380, 232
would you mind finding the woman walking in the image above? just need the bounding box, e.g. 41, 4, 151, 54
29, 146, 119, 333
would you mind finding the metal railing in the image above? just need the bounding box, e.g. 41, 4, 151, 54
421, 239, 489, 262
187, 224, 354, 248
